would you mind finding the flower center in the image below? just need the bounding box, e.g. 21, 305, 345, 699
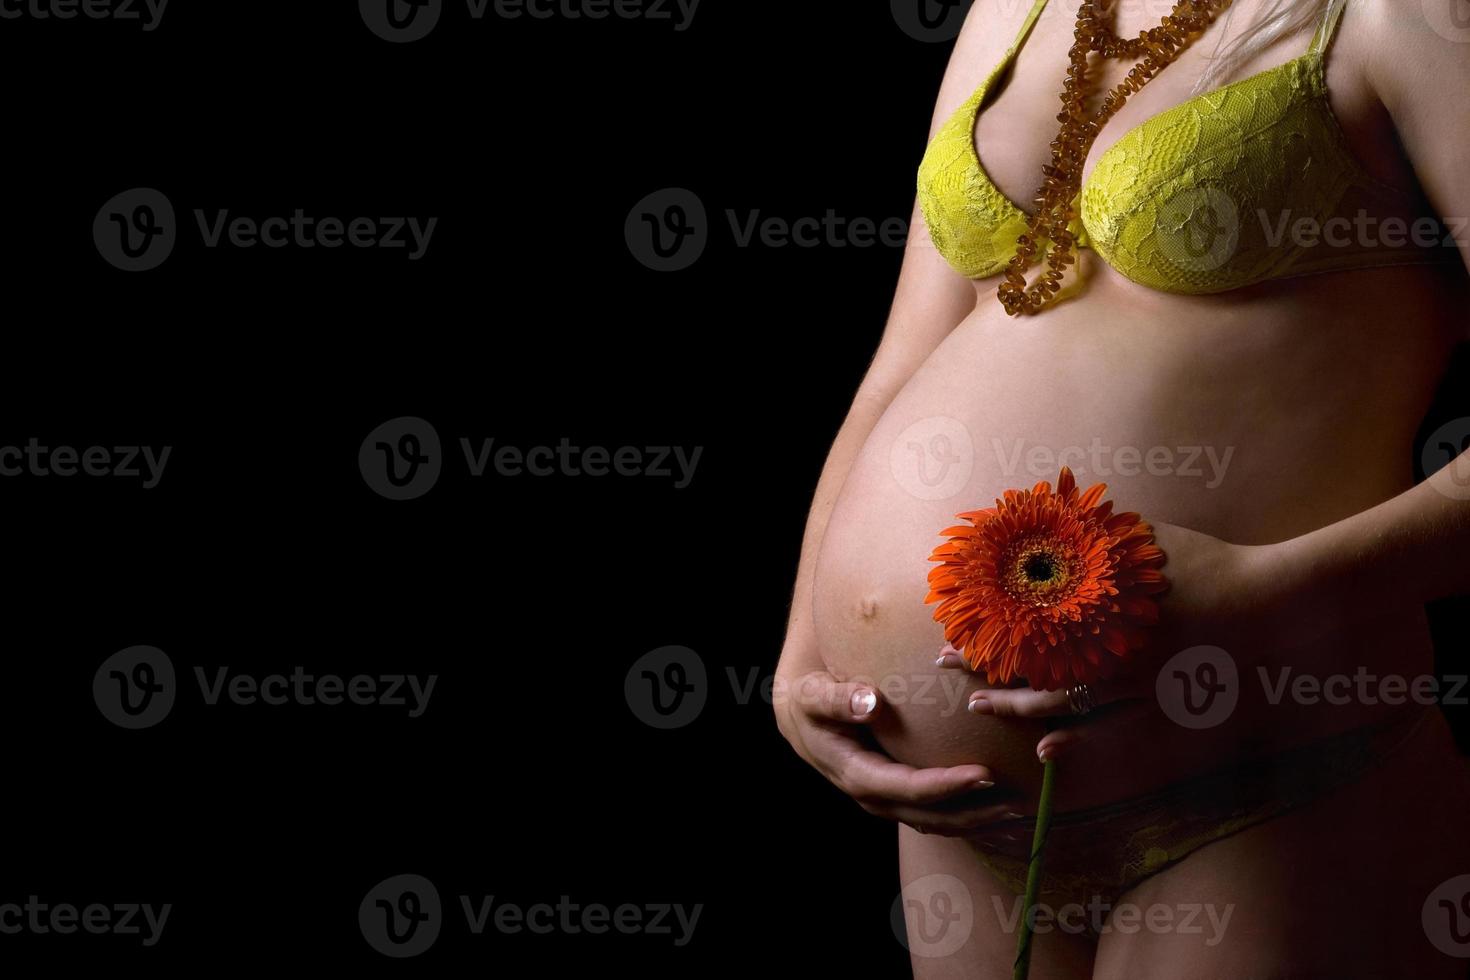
1002, 536, 1078, 607
1023, 554, 1058, 583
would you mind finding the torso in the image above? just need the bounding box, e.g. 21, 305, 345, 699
811, 0, 1468, 810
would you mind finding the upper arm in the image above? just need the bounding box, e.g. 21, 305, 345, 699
866, 0, 1012, 398
1364, 0, 1470, 289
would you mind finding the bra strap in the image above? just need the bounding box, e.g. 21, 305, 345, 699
1005, 0, 1051, 59
1308, 0, 1349, 56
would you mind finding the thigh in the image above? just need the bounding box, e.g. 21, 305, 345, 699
1092, 713, 1470, 980
898, 824, 1096, 980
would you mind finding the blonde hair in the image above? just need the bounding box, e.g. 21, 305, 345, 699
1191, 0, 1334, 94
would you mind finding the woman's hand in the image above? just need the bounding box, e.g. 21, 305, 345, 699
774, 657, 1022, 837
935, 521, 1278, 762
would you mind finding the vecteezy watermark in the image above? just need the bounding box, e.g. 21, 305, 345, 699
93, 188, 176, 272
1156, 186, 1470, 275
1155, 645, 1470, 729
1259, 210, 1467, 251
891, 0, 975, 42
624, 188, 913, 271
1156, 645, 1240, 729
0, 439, 171, 488
92, 646, 438, 729
359, 417, 443, 500
359, 874, 702, 958
991, 895, 1234, 945
359, 416, 703, 500
359, 0, 700, 43
0, 897, 171, 947
0, 0, 169, 30
1424, 874, 1470, 957
1259, 667, 1469, 708
891, 874, 975, 958
625, 188, 708, 272
890, 415, 974, 501
93, 188, 437, 271
625, 645, 709, 729
1422, 0, 1470, 44
1156, 186, 1242, 273
624, 645, 975, 729
1422, 417, 1470, 500
991, 438, 1234, 489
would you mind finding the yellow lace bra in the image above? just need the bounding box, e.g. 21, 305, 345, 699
916, 0, 1455, 293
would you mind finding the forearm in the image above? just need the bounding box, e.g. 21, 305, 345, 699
1275, 451, 1470, 628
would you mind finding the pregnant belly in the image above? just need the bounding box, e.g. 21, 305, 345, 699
810, 288, 1446, 811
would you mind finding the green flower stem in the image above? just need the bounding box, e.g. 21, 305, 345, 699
1012, 757, 1056, 980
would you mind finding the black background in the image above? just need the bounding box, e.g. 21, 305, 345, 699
1, 0, 1466, 974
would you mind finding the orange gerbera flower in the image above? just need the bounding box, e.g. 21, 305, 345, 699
925, 467, 1168, 690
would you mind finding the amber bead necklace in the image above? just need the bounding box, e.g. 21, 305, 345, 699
998, 0, 1234, 316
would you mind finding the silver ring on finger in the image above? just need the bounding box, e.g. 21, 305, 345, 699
1065, 683, 1096, 717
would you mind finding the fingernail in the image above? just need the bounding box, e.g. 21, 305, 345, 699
972, 779, 995, 789
968, 697, 992, 714
852, 690, 877, 716
1038, 744, 1054, 762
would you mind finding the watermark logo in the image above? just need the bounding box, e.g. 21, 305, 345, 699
1156, 645, 1238, 729
360, 417, 443, 501
94, 649, 437, 727
93, 646, 175, 729
359, 419, 703, 498
890, 416, 974, 500
1423, 874, 1470, 957
625, 645, 707, 729
0, 439, 171, 488
1156, 186, 1240, 273
1422, 0, 1470, 43
95, 190, 437, 270
94, 188, 176, 272
990, 895, 1233, 943
627, 189, 916, 270
360, 0, 443, 42
891, 0, 974, 42
359, 874, 701, 956
361, 0, 700, 40
891, 873, 974, 958
626, 188, 708, 272
1258, 209, 1465, 251
625, 656, 973, 728
0, 898, 171, 946
360, 874, 443, 958
991, 437, 1233, 488
0, 0, 169, 30
1259, 667, 1467, 708
1422, 418, 1470, 500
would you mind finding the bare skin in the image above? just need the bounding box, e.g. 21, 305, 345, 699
773, 0, 1470, 975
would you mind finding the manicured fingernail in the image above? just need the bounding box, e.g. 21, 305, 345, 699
968, 697, 992, 714
972, 779, 995, 789
852, 690, 877, 716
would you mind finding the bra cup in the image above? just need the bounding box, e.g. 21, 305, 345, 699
1081, 56, 1358, 294
918, 49, 1423, 293
918, 92, 1039, 280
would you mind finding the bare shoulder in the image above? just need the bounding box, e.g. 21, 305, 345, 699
1354, 0, 1470, 108
926, 0, 1041, 127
